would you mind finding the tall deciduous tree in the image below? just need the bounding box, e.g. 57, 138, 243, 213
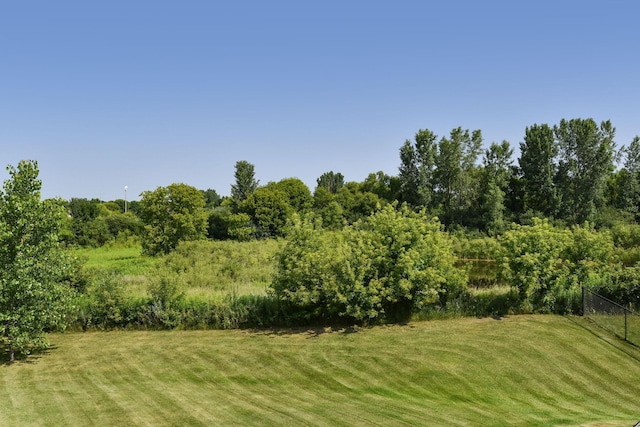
230, 160, 259, 211
519, 123, 558, 217
316, 171, 345, 194
269, 178, 312, 213
554, 118, 617, 224
434, 127, 483, 226
481, 141, 514, 234
611, 136, 640, 216
139, 183, 208, 255
201, 188, 222, 209
0, 160, 76, 362
398, 129, 438, 208
240, 185, 293, 238
362, 171, 401, 203
334, 182, 383, 225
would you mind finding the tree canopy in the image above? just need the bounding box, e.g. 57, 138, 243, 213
139, 183, 208, 255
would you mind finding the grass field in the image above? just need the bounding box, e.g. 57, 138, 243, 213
1, 315, 639, 426
73, 245, 158, 275
587, 312, 640, 347
72, 240, 281, 299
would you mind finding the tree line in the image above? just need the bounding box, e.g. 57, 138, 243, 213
59, 117, 640, 252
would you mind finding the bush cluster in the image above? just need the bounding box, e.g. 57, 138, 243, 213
498, 219, 618, 313
272, 205, 466, 324
65, 214, 640, 331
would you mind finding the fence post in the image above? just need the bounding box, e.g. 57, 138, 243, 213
625, 309, 628, 341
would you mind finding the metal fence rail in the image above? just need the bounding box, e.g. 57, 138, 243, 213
583, 286, 640, 345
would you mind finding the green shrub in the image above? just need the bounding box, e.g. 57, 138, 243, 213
272, 205, 467, 323
610, 222, 640, 249
498, 219, 620, 313
596, 265, 640, 310
145, 269, 185, 328
452, 233, 502, 260
226, 213, 255, 241
80, 273, 131, 329
498, 219, 572, 311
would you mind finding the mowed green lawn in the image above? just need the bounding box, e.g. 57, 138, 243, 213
1, 315, 639, 426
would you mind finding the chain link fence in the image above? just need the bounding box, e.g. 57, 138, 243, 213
583, 286, 640, 346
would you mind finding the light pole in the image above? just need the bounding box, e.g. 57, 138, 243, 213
124, 185, 128, 213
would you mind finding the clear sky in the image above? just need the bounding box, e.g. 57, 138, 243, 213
1, 0, 639, 201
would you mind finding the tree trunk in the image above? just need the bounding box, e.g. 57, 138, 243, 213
8, 345, 14, 363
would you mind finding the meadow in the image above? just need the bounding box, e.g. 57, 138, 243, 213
1, 315, 639, 426
72, 238, 514, 320
73, 240, 281, 299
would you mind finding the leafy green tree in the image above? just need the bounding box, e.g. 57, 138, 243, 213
518, 123, 558, 217
312, 186, 335, 211
103, 212, 142, 240
398, 129, 438, 208
268, 178, 312, 213
480, 141, 514, 234
334, 182, 383, 224
319, 200, 345, 230
566, 222, 617, 284
498, 219, 618, 313
66, 197, 143, 247
230, 160, 259, 211
66, 198, 109, 246
139, 183, 208, 255
100, 201, 123, 215
312, 187, 345, 230
240, 186, 293, 238
75, 218, 112, 247
0, 160, 76, 362
207, 206, 232, 240
68, 197, 102, 221
609, 136, 640, 216
554, 118, 617, 224
316, 171, 344, 194
362, 171, 401, 203
226, 212, 254, 241
111, 199, 141, 216
126, 200, 141, 216
202, 188, 222, 209
434, 127, 483, 226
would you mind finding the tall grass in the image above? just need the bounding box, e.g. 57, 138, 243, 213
73, 244, 158, 275
159, 239, 283, 298
72, 240, 287, 330
73, 239, 283, 299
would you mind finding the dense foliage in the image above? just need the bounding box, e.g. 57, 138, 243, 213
0, 161, 77, 361
272, 205, 466, 323
139, 183, 208, 255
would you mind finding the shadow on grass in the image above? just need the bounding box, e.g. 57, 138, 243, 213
248, 324, 361, 339
0, 345, 58, 366
566, 315, 640, 363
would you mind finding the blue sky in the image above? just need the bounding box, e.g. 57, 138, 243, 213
1, 1, 639, 200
